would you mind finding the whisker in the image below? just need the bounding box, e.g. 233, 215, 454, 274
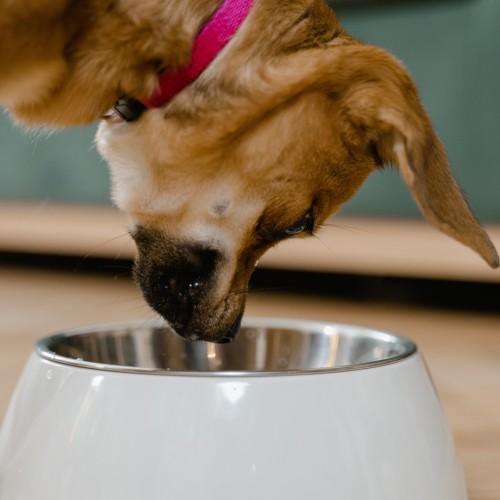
100, 265, 133, 271
112, 238, 134, 262
248, 285, 292, 293
101, 295, 144, 307
309, 232, 338, 257
233, 284, 307, 295
74, 232, 132, 270
319, 220, 369, 234
227, 285, 292, 296
108, 272, 134, 282
226, 288, 249, 297
312, 219, 371, 257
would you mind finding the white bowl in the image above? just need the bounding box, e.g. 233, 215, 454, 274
0, 318, 467, 500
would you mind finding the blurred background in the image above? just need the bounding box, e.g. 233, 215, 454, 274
2, 0, 500, 218
1, 1, 499, 498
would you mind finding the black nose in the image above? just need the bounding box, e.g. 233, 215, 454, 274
134, 242, 220, 336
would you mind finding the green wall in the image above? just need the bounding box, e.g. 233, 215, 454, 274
333, 0, 500, 220
0, 118, 107, 204
0, 0, 498, 220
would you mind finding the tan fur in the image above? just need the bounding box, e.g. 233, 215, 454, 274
1, 0, 498, 341
0, 0, 221, 124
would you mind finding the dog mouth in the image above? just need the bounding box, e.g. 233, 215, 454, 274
181, 312, 244, 344
153, 279, 245, 344
138, 269, 246, 344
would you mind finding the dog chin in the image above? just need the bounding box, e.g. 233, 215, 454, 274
170, 310, 245, 345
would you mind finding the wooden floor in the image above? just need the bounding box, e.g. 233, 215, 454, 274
1, 263, 499, 499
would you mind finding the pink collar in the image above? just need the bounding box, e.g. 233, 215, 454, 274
112, 0, 253, 121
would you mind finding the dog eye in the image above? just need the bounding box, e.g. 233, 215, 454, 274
283, 211, 315, 236
255, 210, 316, 245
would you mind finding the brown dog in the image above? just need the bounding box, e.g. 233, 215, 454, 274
2, 0, 498, 342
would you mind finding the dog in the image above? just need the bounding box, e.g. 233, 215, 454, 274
2, 0, 498, 343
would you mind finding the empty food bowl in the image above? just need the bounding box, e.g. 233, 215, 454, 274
0, 317, 467, 500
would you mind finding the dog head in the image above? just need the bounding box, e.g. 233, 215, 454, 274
97, 1, 498, 342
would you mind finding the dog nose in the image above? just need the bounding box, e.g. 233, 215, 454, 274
135, 244, 221, 337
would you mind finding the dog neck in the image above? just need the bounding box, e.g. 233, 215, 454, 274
113, 0, 253, 122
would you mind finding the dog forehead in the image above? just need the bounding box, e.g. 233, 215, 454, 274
97, 118, 266, 224
96, 104, 333, 233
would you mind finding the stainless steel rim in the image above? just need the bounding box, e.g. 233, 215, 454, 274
35, 317, 417, 377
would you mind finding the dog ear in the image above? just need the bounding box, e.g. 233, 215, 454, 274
337, 48, 499, 268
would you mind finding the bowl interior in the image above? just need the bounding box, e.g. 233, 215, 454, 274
36, 319, 416, 376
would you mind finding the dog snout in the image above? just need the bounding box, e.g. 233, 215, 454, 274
131, 228, 248, 343
135, 243, 219, 336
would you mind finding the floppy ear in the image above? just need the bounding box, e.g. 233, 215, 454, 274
338, 48, 499, 268
195, 41, 497, 267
